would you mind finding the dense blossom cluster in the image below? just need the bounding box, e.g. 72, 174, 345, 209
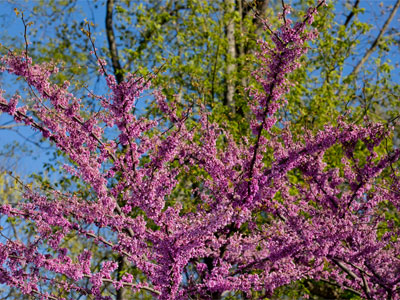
0, 1, 400, 299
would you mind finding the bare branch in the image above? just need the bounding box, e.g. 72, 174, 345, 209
319, 279, 363, 297
348, 0, 400, 78
0, 123, 24, 130
31, 289, 60, 300
343, 0, 360, 28
243, 0, 270, 36
331, 258, 359, 280
83, 274, 161, 296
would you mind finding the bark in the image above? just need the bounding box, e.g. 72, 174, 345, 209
225, 0, 236, 113
116, 255, 128, 300
106, 0, 123, 84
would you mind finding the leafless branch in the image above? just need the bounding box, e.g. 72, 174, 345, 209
331, 258, 358, 280
83, 274, 161, 296
344, 0, 360, 28
0, 123, 24, 130
319, 279, 363, 297
348, 0, 400, 78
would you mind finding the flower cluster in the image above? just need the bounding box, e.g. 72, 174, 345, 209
1, 1, 400, 299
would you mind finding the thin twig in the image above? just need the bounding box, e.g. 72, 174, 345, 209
86, 22, 108, 78
83, 274, 161, 295
281, 0, 287, 25
31, 289, 60, 300
0, 123, 24, 130
21, 13, 29, 59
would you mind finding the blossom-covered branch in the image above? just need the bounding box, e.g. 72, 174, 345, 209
1, 1, 400, 299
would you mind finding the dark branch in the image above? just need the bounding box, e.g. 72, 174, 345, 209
106, 0, 123, 84
343, 0, 360, 28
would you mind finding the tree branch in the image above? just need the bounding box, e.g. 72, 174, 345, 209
83, 274, 160, 296
343, 0, 360, 28
348, 0, 400, 78
244, 0, 270, 36
319, 279, 363, 297
331, 258, 358, 280
0, 123, 24, 130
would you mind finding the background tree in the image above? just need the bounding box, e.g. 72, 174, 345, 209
2, 0, 399, 137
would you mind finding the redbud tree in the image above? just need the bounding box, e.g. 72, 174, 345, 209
1, 1, 400, 299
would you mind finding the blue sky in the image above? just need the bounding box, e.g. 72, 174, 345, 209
0, 0, 107, 177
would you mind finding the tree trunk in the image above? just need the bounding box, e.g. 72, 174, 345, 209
225, 0, 236, 113
106, 2, 126, 299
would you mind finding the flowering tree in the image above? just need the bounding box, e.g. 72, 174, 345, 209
1, 1, 400, 299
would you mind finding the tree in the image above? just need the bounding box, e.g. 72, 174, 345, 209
3, 0, 399, 147
1, 1, 400, 299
